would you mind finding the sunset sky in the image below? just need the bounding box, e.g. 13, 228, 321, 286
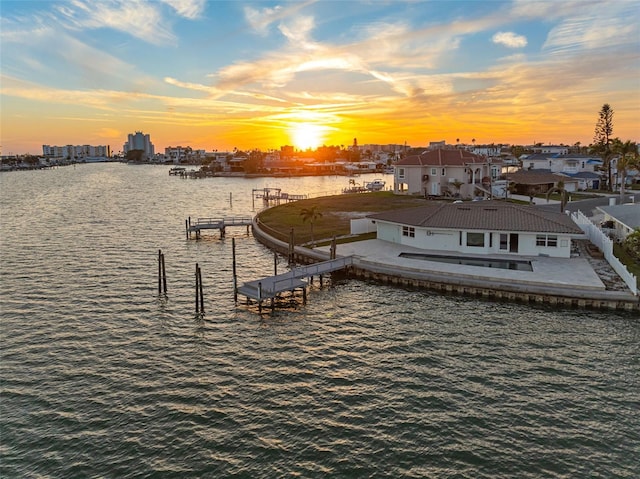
1, 0, 639, 155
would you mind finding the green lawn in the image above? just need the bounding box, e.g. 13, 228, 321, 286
257, 192, 429, 244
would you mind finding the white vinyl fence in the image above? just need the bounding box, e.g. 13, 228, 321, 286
571, 210, 637, 295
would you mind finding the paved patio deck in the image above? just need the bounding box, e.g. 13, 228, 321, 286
319, 239, 609, 293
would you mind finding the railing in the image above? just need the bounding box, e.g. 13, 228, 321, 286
222, 216, 253, 225
292, 256, 354, 277
241, 256, 355, 298
270, 257, 354, 292
192, 216, 252, 227
195, 217, 223, 225
571, 210, 637, 295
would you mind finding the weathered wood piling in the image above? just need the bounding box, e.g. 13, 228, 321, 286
195, 263, 204, 314
157, 249, 167, 295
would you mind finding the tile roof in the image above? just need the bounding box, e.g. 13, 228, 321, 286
368, 201, 583, 234
397, 148, 485, 167
523, 153, 557, 160
506, 170, 574, 185
565, 171, 601, 179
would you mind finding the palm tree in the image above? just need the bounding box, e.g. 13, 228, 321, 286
299, 206, 323, 247
451, 180, 464, 198
611, 138, 639, 199
546, 180, 569, 212
592, 103, 614, 190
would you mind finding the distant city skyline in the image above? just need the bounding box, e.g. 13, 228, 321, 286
1, 0, 639, 155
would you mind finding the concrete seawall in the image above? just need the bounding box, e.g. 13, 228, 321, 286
252, 218, 639, 312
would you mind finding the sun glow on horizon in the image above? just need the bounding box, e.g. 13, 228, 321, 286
289, 122, 326, 151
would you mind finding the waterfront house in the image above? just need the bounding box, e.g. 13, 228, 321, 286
366, 201, 584, 258
394, 148, 492, 198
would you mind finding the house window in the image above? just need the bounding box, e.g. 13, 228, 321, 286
500, 233, 508, 250
402, 226, 415, 238
466, 232, 485, 247
398, 168, 405, 179
536, 234, 558, 247
431, 168, 437, 176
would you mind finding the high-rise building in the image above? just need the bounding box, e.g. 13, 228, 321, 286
123, 131, 154, 158
43, 144, 111, 159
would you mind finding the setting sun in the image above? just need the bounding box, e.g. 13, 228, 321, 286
290, 123, 325, 151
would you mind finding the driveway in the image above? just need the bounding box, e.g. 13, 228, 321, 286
534, 192, 639, 218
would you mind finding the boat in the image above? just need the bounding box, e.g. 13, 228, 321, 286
365, 179, 386, 191
342, 179, 368, 194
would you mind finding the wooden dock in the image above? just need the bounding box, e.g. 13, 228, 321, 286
237, 256, 354, 307
186, 216, 253, 239
252, 188, 308, 208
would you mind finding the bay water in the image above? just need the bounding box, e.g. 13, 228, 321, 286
1, 163, 638, 478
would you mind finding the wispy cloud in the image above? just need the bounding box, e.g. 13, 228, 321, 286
278, 15, 317, 48
244, 5, 284, 35
1, 25, 149, 90
1, 0, 638, 153
52, 0, 176, 45
543, 3, 638, 54
492, 31, 527, 48
243, 2, 315, 35
160, 0, 206, 20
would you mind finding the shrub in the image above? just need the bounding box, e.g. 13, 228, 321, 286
623, 229, 640, 262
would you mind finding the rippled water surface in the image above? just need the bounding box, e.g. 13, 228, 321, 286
1, 164, 638, 478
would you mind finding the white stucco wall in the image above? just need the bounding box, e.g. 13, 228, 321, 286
350, 218, 377, 234
375, 221, 573, 258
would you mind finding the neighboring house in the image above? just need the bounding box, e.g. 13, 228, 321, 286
471, 145, 501, 157
596, 203, 640, 242
520, 153, 603, 190
611, 158, 640, 190
627, 168, 640, 185
394, 148, 490, 198
565, 171, 601, 190
367, 202, 584, 258
531, 145, 569, 155
505, 170, 579, 195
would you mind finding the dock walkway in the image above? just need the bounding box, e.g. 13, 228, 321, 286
237, 256, 354, 302
186, 216, 253, 239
